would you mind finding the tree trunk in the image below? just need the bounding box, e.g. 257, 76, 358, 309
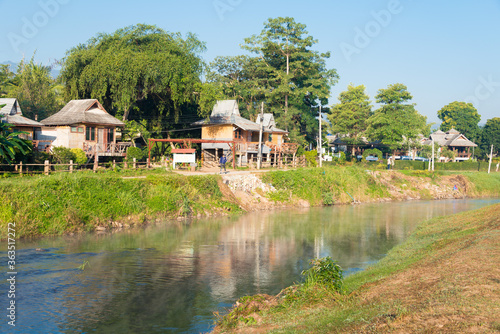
285, 53, 289, 132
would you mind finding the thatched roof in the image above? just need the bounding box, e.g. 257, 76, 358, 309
192, 100, 287, 134
41, 99, 125, 127
0, 98, 43, 127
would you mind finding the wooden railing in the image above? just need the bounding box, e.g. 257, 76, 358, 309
83, 142, 132, 156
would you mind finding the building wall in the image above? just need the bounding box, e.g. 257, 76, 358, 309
202, 125, 233, 139
15, 126, 35, 140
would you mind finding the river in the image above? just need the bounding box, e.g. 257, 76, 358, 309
1, 198, 499, 333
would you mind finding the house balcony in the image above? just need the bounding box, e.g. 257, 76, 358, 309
83, 142, 132, 157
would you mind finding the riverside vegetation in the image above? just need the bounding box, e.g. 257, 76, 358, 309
0, 166, 499, 238
213, 203, 500, 333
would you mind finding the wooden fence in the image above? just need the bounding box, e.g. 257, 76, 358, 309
0, 158, 150, 176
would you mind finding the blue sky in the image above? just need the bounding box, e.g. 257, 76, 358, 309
1, 0, 499, 125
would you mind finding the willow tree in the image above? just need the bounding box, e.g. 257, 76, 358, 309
59, 24, 206, 137
366, 83, 428, 153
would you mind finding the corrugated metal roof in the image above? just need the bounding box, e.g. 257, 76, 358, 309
0, 98, 43, 126
0, 98, 21, 116
40, 99, 125, 126
193, 101, 287, 134
211, 100, 240, 117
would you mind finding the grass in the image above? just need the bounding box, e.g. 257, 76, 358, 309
0, 171, 241, 238
214, 203, 500, 333
262, 166, 390, 205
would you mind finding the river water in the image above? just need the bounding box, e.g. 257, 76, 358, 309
1, 198, 499, 333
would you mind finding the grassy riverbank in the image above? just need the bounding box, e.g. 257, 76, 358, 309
0, 171, 241, 238
1, 167, 499, 238
262, 167, 500, 205
214, 203, 500, 333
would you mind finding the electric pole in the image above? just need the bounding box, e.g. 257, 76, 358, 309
319, 105, 322, 168
257, 102, 264, 170
431, 137, 435, 171
488, 144, 493, 174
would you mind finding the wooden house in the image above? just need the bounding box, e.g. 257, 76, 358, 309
192, 100, 295, 165
0, 98, 43, 140
421, 129, 477, 161
37, 99, 130, 157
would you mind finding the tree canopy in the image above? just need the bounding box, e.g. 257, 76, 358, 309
366, 83, 428, 152
209, 17, 339, 144
480, 117, 500, 156
59, 24, 207, 138
437, 101, 481, 142
10, 57, 63, 120
328, 84, 372, 146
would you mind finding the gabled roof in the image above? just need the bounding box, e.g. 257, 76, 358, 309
211, 100, 240, 117
255, 113, 287, 133
40, 99, 125, 127
0, 98, 43, 127
423, 129, 477, 147
192, 100, 287, 134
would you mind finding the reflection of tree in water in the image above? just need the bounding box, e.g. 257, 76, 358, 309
14, 199, 497, 333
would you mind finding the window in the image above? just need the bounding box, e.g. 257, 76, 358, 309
85, 126, 96, 141
268, 133, 273, 142
107, 128, 114, 143
71, 126, 84, 133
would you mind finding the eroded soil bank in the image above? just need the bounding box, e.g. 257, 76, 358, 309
220, 169, 493, 211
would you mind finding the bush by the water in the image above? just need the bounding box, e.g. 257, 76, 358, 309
302, 257, 344, 292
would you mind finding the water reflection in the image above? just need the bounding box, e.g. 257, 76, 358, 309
1, 198, 498, 333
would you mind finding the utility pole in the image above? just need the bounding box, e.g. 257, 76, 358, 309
431, 138, 435, 171
257, 102, 264, 170
319, 105, 322, 168
488, 144, 493, 174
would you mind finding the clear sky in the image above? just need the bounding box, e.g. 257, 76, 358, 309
1, 0, 499, 125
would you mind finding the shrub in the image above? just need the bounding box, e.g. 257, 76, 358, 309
70, 148, 87, 165
322, 192, 334, 205
302, 257, 344, 292
304, 150, 318, 167
362, 148, 383, 161
126, 146, 144, 162
333, 151, 346, 164
51, 146, 75, 164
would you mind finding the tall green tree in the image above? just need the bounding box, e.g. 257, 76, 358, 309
9, 57, 62, 120
0, 65, 15, 97
206, 55, 266, 120
437, 101, 481, 142
480, 117, 500, 157
209, 17, 338, 144
328, 84, 372, 154
59, 24, 206, 137
366, 83, 428, 153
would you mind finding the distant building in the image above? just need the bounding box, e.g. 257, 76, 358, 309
0, 98, 43, 140
421, 129, 477, 161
